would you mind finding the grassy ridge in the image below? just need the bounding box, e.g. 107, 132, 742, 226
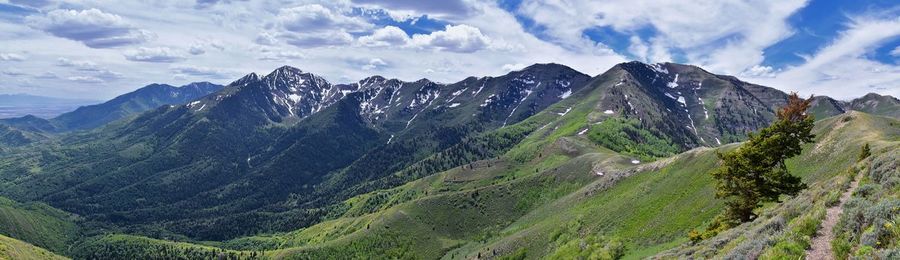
657, 112, 900, 258
0, 234, 67, 260
72, 234, 262, 259
831, 145, 900, 259
0, 196, 78, 255
256, 112, 897, 259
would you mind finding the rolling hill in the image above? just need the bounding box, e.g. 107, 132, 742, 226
0, 234, 68, 260
0, 196, 78, 256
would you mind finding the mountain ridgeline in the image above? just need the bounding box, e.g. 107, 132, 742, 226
0, 63, 593, 240
0, 61, 897, 259
808, 93, 900, 119
0, 82, 223, 134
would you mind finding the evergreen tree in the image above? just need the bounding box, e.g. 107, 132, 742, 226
858, 143, 871, 161
711, 93, 815, 223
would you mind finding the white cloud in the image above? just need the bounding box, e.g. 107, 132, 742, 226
280, 30, 354, 48
1, 69, 27, 76
171, 65, 235, 79
361, 58, 388, 71
55, 57, 124, 81
351, 0, 471, 17
277, 4, 371, 33
892, 46, 900, 57
266, 4, 372, 48
56, 57, 100, 71
124, 47, 186, 63
9, 0, 56, 8
750, 17, 900, 99
25, 8, 155, 48
627, 36, 649, 61
35, 72, 59, 79
357, 24, 515, 53
189, 44, 206, 55
255, 32, 278, 46
741, 65, 777, 78
188, 40, 225, 55
95, 69, 124, 80
67, 76, 104, 83
358, 26, 409, 47
516, 0, 807, 74
0, 53, 26, 61
258, 50, 306, 61
501, 63, 526, 72
410, 24, 490, 53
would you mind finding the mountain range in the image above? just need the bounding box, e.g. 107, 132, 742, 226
0, 82, 222, 146
0, 61, 897, 259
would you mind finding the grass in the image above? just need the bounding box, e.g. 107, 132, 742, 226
0, 234, 67, 260
208, 107, 899, 260
0, 196, 79, 255
657, 112, 900, 258
830, 141, 900, 259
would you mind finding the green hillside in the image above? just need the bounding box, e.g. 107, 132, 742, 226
0, 103, 890, 260
0, 234, 67, 260
830, 145, 900, 259
659, 112, 900, 258
0, 197, 78, 255
71, 234, 261, 259
245, 112, 898, 258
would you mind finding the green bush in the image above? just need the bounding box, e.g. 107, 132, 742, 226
832, 233, 853, 260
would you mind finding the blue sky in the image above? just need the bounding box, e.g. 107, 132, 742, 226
0, 0, 898, 100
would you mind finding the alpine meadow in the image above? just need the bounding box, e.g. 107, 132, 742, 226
1, 1, 899, 259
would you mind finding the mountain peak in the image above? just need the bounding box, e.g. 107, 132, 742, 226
230, 72, 261, 86
142, 83, 177, 91
859, 92, 895, 100
414, 78, 434, 84
262, 66, 312, 87
183, 81, 216, 87
521, 62, 568, 71
269, 65, 303, 76
359, 75, 387, 84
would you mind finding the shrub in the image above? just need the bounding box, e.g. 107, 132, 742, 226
832, 233, 853, 260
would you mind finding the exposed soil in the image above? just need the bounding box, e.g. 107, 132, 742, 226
806, 171, 862, 259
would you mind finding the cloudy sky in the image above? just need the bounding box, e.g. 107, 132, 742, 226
0, 0, 898, 100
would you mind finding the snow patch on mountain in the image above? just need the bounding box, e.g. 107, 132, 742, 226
559, 89, 572, 99
667, 74, 679, 88
288, 94, 301, 103
649, 63, 669, 75
480, 94, 496, 107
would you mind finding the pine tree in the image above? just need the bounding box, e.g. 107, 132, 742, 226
711, 93, 815, 223
858, 143, 871, 161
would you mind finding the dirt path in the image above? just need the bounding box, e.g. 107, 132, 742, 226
806, 172, 862, 259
